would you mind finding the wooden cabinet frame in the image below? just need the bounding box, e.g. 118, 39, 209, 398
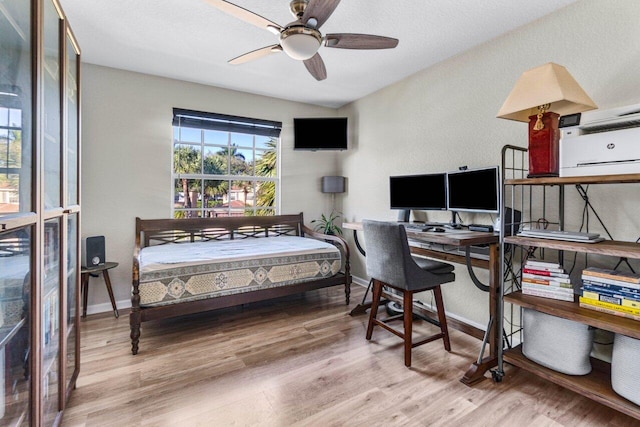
0, 0, 80, 424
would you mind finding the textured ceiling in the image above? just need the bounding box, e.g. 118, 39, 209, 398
59, 0, 580, 108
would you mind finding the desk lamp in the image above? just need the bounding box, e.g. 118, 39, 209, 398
497, 63, 597, 177
321, 175, 346, 212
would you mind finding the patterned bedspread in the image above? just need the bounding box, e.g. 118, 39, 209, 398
138, 235, 341, 307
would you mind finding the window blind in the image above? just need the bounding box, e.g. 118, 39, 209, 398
172, 108, 282, 138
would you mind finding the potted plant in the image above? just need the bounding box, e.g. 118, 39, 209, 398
311, 211, 343, 236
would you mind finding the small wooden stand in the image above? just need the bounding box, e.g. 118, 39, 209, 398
81, 261, 119, 318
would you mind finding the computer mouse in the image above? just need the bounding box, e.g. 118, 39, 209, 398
431, 227, 446, 232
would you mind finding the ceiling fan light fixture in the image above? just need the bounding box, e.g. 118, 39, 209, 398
210, 0, 399, 80
280, 26, 321, 60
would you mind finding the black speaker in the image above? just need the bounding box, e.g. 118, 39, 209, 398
82, 236, 105, 267
502, 207, 522, 236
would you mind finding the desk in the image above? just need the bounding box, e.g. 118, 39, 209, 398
81, 262, 119, 319
344, 222, 499, 385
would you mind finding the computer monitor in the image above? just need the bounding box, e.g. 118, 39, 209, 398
446, 166, 500, 214
389, 173, 447, 211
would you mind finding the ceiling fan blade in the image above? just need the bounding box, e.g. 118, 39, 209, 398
302, 0, 340, 29
229, 45, 282, 65
303, 53, 327, 81
204, 0, 283, 33
325, 34, 399, 49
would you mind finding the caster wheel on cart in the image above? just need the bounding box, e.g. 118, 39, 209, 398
491, 370, 503, 383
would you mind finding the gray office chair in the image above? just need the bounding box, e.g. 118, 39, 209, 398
362, 219, 455, 367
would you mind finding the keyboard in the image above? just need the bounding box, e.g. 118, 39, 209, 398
468, 224, 494, 232
404, 223, 425, 230
404, 223, 444, 232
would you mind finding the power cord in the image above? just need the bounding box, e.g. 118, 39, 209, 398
575, 184, 636, 274
575, 185, 615, 239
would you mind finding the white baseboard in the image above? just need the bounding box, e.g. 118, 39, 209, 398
85, 298, 132, 317
351, 275, 370, 287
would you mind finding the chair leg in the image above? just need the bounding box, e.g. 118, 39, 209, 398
366, 279, 383, 340
433, 285, 451, 351
403, 290, 413, 367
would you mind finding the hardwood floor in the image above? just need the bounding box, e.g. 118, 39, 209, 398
62, 286, 638, 426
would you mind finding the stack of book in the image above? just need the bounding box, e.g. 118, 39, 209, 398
579, 267, 640, 321
521, 260, 574, 301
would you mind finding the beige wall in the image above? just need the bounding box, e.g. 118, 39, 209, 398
338, 0, 640, 327
81, 64, 339, 313
83, 0, 640, 320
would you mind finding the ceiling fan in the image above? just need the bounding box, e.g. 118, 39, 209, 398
206, 0, 399, 81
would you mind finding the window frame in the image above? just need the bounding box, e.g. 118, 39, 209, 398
171, 109, 281, 218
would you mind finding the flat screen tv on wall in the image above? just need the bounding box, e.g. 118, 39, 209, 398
293, 117, 348, 150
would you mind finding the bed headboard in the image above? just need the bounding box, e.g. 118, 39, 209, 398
135, 213, 305, 248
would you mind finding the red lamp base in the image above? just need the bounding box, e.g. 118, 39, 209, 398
527, 111, 560, 177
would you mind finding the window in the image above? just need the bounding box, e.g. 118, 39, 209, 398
172, 108, 281, 218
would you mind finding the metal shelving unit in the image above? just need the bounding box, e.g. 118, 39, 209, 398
496, 145, 640, 420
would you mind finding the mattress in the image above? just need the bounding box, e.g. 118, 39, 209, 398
138, 235, 341, 307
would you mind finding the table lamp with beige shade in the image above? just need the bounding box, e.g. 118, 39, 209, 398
497, 62, 597, 177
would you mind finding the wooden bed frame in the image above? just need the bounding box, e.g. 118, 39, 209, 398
130, 213, 351, 354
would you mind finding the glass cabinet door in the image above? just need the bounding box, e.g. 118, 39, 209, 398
42, 219, 60, 426
43, 0, 61, 211
66, 33, 79, 208
64, 30, 80, 393
42, 0, 63, 424
0, 227, 32, 426
0, 0, 33, 425
0, 0, 33, 216
65, 214, 78, 391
